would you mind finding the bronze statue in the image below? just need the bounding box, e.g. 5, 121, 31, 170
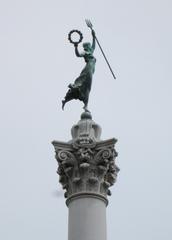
62, 24, 96, 112
62, 20, 116, 112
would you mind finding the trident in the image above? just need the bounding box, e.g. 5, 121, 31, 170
85, 19, 116, 80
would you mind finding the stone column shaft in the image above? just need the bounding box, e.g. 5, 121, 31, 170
68, 196, 107, 240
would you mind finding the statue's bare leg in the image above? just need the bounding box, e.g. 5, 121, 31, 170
83, 104, 88, 111
83, 96, 89, 112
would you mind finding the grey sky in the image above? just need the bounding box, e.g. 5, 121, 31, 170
0, 0, 172, 239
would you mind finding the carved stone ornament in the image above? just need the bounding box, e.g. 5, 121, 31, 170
52, 112, 119, 201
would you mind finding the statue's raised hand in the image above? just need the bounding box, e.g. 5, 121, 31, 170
91, 29, 95, 37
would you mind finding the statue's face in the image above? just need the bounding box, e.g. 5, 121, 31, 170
83, 42, 91, 51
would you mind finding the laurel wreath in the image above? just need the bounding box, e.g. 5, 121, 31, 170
68, 30, 83, 45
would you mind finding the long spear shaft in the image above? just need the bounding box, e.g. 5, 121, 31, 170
95, 36, 116, 79
85, 19, 116, 80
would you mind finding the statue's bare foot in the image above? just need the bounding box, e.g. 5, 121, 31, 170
62, 100, 66, 110
83, 105, 90, 112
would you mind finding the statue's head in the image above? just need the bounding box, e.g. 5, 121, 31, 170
83, 42, 92, 51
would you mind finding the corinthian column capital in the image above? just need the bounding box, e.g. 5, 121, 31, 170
52, 112, 119, 202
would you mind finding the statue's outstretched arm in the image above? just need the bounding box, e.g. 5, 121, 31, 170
91, 30, 96, 51
74, 44, 83, 57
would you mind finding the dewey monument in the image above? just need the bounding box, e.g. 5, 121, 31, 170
52, 20, 119, 240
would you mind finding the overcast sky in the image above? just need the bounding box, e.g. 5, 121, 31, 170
0, 0, 172, 239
